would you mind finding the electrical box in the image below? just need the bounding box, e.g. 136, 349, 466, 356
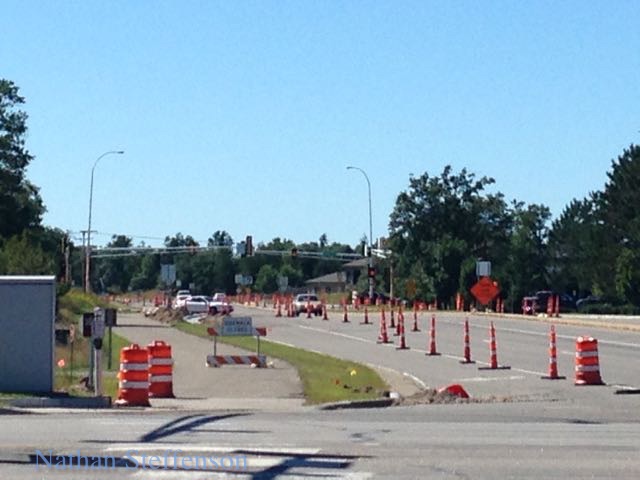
0, 276, 56, 393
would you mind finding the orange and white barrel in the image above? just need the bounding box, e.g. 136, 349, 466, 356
116, 344, 150, 407
147, 340, 174, 398
575, 336, 604, 385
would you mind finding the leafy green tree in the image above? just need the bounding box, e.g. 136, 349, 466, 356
130, 254, 160, 291
95, 235, 137, 293
262, 237, 295, 251
255, 264, 279, 293
208, 230, 233, 247
279, 263, 303, 288
0, 233, 54, 274
504, 203, 551, 308
164, 233, 199, 289
600, 144, 640, 303
547, 197, 599, 297
388, 166, 507, 304
0, 79, 45, 239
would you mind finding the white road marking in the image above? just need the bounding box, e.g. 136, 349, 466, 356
296, 325, 547, 377
297, 325, 371, 344
133, 472, 373, 480
105, 444, 320, 454
453, 375, 525, 383
116, 444, 370, 480
402, 372, 428, 390
439, 318, 640, 349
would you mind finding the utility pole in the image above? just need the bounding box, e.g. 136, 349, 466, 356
61, 232, 71, 284
81, 230, 87, 291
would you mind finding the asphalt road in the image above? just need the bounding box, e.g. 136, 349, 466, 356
2, 307, 640, 478
1, 406, 639, 479
113, 313, 304, 410
236, 305, 640, 409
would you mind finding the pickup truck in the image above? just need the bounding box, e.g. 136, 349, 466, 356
292, 293, 323, 316
183, 295, 233, 315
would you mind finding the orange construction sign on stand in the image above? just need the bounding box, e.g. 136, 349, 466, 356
470, 277, 500, 306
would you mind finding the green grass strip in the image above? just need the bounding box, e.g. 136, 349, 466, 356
175, 321, 388, 404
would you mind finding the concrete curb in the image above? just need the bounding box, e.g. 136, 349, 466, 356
0, 407, 31, 415
318, 398, 395, 410
9, 395, 112, 409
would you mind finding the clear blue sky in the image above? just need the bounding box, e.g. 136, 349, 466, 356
4, 1, 639, 248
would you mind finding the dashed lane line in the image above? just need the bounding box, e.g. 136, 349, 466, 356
295, 325, 547, 378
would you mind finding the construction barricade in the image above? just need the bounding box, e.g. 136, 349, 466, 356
575, 336, 604, 385
115, 344, 150, 407
206, 355, 266, 368
147, 340, 175, 398
206, 319, 268, 368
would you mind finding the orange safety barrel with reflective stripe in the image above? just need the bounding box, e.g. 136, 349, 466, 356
147, 340, 175, 398
116, 344, 150, 406
574, 336, 604, 385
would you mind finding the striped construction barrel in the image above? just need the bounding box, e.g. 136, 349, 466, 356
147, 340, 175, 398
575, 336, 604, 385
115, 344, 150, 406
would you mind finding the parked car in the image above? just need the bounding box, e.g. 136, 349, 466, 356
357, 291, 389, 305
174, 290, 191, 308
576, 295, 602, 311
183, 295, 210, 314
183, 295, 233, 315
205, 295, 234, 315
212, 292, 227, 302
292, 294, 323, 316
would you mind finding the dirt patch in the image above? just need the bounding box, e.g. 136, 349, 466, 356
146, 306, 184, 324
392, 389, 559, 406
394, 389, 471, 405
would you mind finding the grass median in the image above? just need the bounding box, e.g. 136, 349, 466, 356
53, 331, 130, 398
175, 321, 388, 404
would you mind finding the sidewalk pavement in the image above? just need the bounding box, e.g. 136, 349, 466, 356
114, 313, 306, 411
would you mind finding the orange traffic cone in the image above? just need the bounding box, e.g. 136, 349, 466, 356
411, 304, 420, 332
396, 312, 409, 350
426, 314, 440, 356
541, 325, 565, 379
479, 322, 510, 370
377, 307, 390, 344
361, 306, 370, 325
389, 307, 396, 328
459, 318, 475, 364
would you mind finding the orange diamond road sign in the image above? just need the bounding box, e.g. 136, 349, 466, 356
470, 276, 500, 305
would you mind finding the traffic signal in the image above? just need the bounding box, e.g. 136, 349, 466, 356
291, 247, 298, 258
367, 266, 376, 278
246, 235, 253, 256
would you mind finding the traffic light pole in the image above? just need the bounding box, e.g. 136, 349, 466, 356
347, 166, 374, 300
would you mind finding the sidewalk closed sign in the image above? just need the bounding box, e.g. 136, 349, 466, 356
221, 317, 253, 336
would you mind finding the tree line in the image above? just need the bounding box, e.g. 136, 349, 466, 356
2, 78, 639, 312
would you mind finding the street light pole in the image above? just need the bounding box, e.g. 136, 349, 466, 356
347, 165, 374, 300
85, 150, 124, 293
